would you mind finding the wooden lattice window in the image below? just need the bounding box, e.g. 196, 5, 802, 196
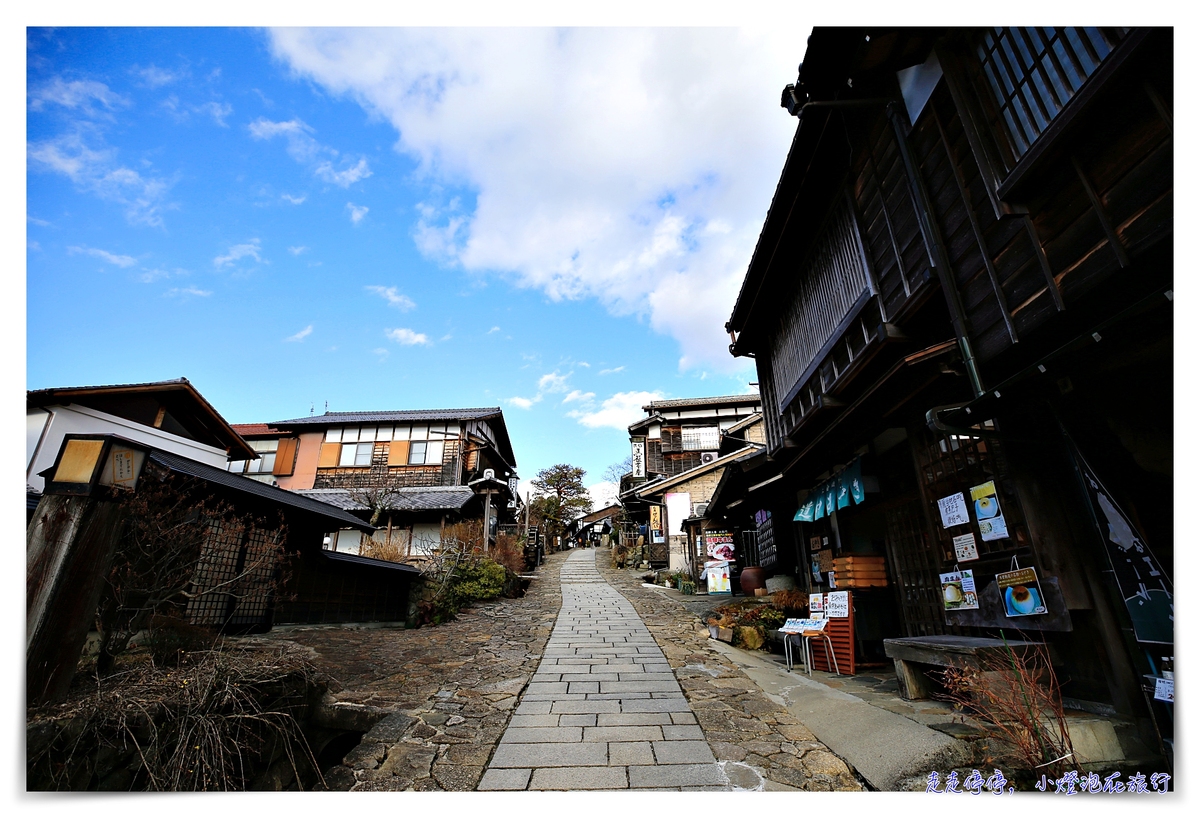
972, 27, 1130, 166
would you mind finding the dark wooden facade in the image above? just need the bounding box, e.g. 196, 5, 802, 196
723, 27, 1172, 764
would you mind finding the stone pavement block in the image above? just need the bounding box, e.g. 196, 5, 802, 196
477, 768, 531, 791
628, 764, 728, 788
559, 714, 597, 726
525, 682, 569, 695
597, 713, 673, 726
561, 673, 619, 682
653, 740, 717, 765
551, 700, 622, 714
662, 725, 706, 740
621, 698, 692, 713
600, 681, 680, 694
567, 681, 600, 694
489, 741, 609, 768
618, 673, 677, 681
529, 766, 628, 791
587, 692, 651, 700
608, 742, 655, 766
509, 714, 561, 728
583, 725, 663, 743
499, 726, 583, 743
515, 701, 553, 715
521, 693, 587, 701
670, 713, 698, 725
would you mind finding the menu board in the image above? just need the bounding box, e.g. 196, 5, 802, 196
825, 591, 849, 618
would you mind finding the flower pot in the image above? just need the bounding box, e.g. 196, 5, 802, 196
739, 565, 767, 596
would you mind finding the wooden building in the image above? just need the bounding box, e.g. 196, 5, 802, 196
230, 407, 520, 557
719, 27, 1172, 767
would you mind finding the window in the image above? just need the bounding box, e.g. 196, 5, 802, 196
408, 440, 427, 465
228, 439, 277, 474
681, 426, 720, 451
325, 427, 342, 443
972, 27, 1129, 164
340, 441, 374, 467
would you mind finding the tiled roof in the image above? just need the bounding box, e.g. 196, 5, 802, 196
296, 486, 477, 513
231, 423, 284, 437
642, 394, 762, 411
321, 550, 421, 575
146, 449, 372, 530
271, 408, 501, 426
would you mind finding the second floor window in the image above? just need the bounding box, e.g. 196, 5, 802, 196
681, 426, 719, 451
972, 27, 1129, 166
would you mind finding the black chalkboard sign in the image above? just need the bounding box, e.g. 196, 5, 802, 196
755, 509, 778, 568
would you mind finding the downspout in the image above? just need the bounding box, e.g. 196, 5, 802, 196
886, 101, 986, 397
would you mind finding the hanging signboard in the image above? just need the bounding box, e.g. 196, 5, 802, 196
631, 437, 646, 479
970, 481, 1009, 541
953, 533, 980, 562
1072, 446, 1173, 645
937, 492, 970, 528
996, 566, 1048, 617
939, 569, 979, 611
825, 591, 849, 618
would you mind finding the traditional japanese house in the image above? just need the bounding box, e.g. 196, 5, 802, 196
618, 395, 761, 567
724, 27, 1172, 766
241, 407, 520, 558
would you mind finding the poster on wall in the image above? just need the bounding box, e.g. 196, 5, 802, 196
809, 593, 824, 614
937, 492, 970, 528
953, 533, 980, 562
703, 560, 731, 595
970, 481, 1010, 542
705, 531, 735, 561
939, 569, 979, 611
996, 566, 1048, 617
816, 550, 834, 572
825, 590, 849, 618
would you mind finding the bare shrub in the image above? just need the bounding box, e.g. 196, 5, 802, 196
939, 636, 1075, 777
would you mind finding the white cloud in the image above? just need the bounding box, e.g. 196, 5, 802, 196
507, 396, 539, 409
599, 366, 625, 375
268, 28, 800, 371
68, 245, 136, 267
29, 77, 128, 115
214, 238, 265, 269
288, 245, 308, 255
347, 202, 369, 224
165, 286, 212, 298
28, 240, 41, 252
195, 101, 232, 126
28, 132, 172, 226
282, 193, 307, 205
385, 327, 431, 346
133, 64, 181, 88
249, 116, 371, 187
562, 389, 595, 404
285, 324, 313, 342
366, 285, 415, 310
487, 326, 501, 334
138, 267, 186, 283
537, 371, 570, 394
569, 390, 662, 430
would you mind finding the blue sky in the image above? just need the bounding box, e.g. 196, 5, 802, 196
26, 25, 805, 504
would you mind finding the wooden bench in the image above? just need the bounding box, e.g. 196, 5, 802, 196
883, 635, 1043, 700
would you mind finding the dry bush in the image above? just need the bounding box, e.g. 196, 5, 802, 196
939, 636, 1074, 778
358, 537, 407, 563
491, 532, 526, 575
772, 589, 809, 615
28, 644, 324, 791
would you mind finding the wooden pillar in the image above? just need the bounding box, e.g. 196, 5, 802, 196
27, 494, 126, 706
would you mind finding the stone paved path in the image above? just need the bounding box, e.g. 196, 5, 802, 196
479, 549, 727, 791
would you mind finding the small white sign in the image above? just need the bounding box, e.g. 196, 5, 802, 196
1154, 677, 1174, 703
809, 593, 823, 613
953, 533, 980, 562
825, 591, 849, 618
938, 492, 970, 528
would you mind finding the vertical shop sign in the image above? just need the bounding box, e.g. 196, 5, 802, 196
970, 481, 1009, 541
631, 437, 646, 479
1071, 446, 1173, 645
649, 504, 664, 544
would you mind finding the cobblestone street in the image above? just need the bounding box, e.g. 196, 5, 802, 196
259, 547, 862, 791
